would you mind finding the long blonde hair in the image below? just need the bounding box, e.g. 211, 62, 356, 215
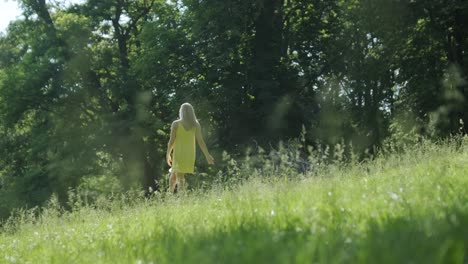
179, 103, 198, 129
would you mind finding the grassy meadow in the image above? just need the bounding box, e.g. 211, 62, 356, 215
0, 137, 467, 264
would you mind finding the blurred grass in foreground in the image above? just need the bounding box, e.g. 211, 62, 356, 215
0, 136, 467, 264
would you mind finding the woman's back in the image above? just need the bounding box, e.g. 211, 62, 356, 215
172, 120, 196, 173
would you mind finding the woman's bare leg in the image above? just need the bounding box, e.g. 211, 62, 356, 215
169, 172, 177, 193
176, 173, 186, 192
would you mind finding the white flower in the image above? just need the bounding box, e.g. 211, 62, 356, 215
389, 192, 399, 200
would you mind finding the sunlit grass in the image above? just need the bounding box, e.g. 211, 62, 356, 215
0, 137, 467, 263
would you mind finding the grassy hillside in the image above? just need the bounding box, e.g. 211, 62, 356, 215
1, 138, 467, 263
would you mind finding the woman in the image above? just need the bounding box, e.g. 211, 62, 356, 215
166, 103, 214, 193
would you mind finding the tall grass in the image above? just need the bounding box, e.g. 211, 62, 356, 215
0, 136, 467, 263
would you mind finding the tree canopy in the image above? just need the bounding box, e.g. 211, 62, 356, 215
0, 0, 466, 217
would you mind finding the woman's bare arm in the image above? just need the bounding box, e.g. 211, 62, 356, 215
195, 122, 214, 165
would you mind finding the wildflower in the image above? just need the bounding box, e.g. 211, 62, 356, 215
389, 192, 399, 200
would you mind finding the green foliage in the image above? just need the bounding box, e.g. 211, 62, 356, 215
0, 138, 467, 263
0, 0, 468, 218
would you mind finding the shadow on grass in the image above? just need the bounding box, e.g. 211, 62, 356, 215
125, 207, 467, 264
359, 208, 467, 264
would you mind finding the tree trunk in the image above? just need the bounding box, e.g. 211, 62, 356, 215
250, 0, 284, 140
447, 9, 467, 134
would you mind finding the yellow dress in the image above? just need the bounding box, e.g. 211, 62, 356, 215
172, 123, 196, 173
